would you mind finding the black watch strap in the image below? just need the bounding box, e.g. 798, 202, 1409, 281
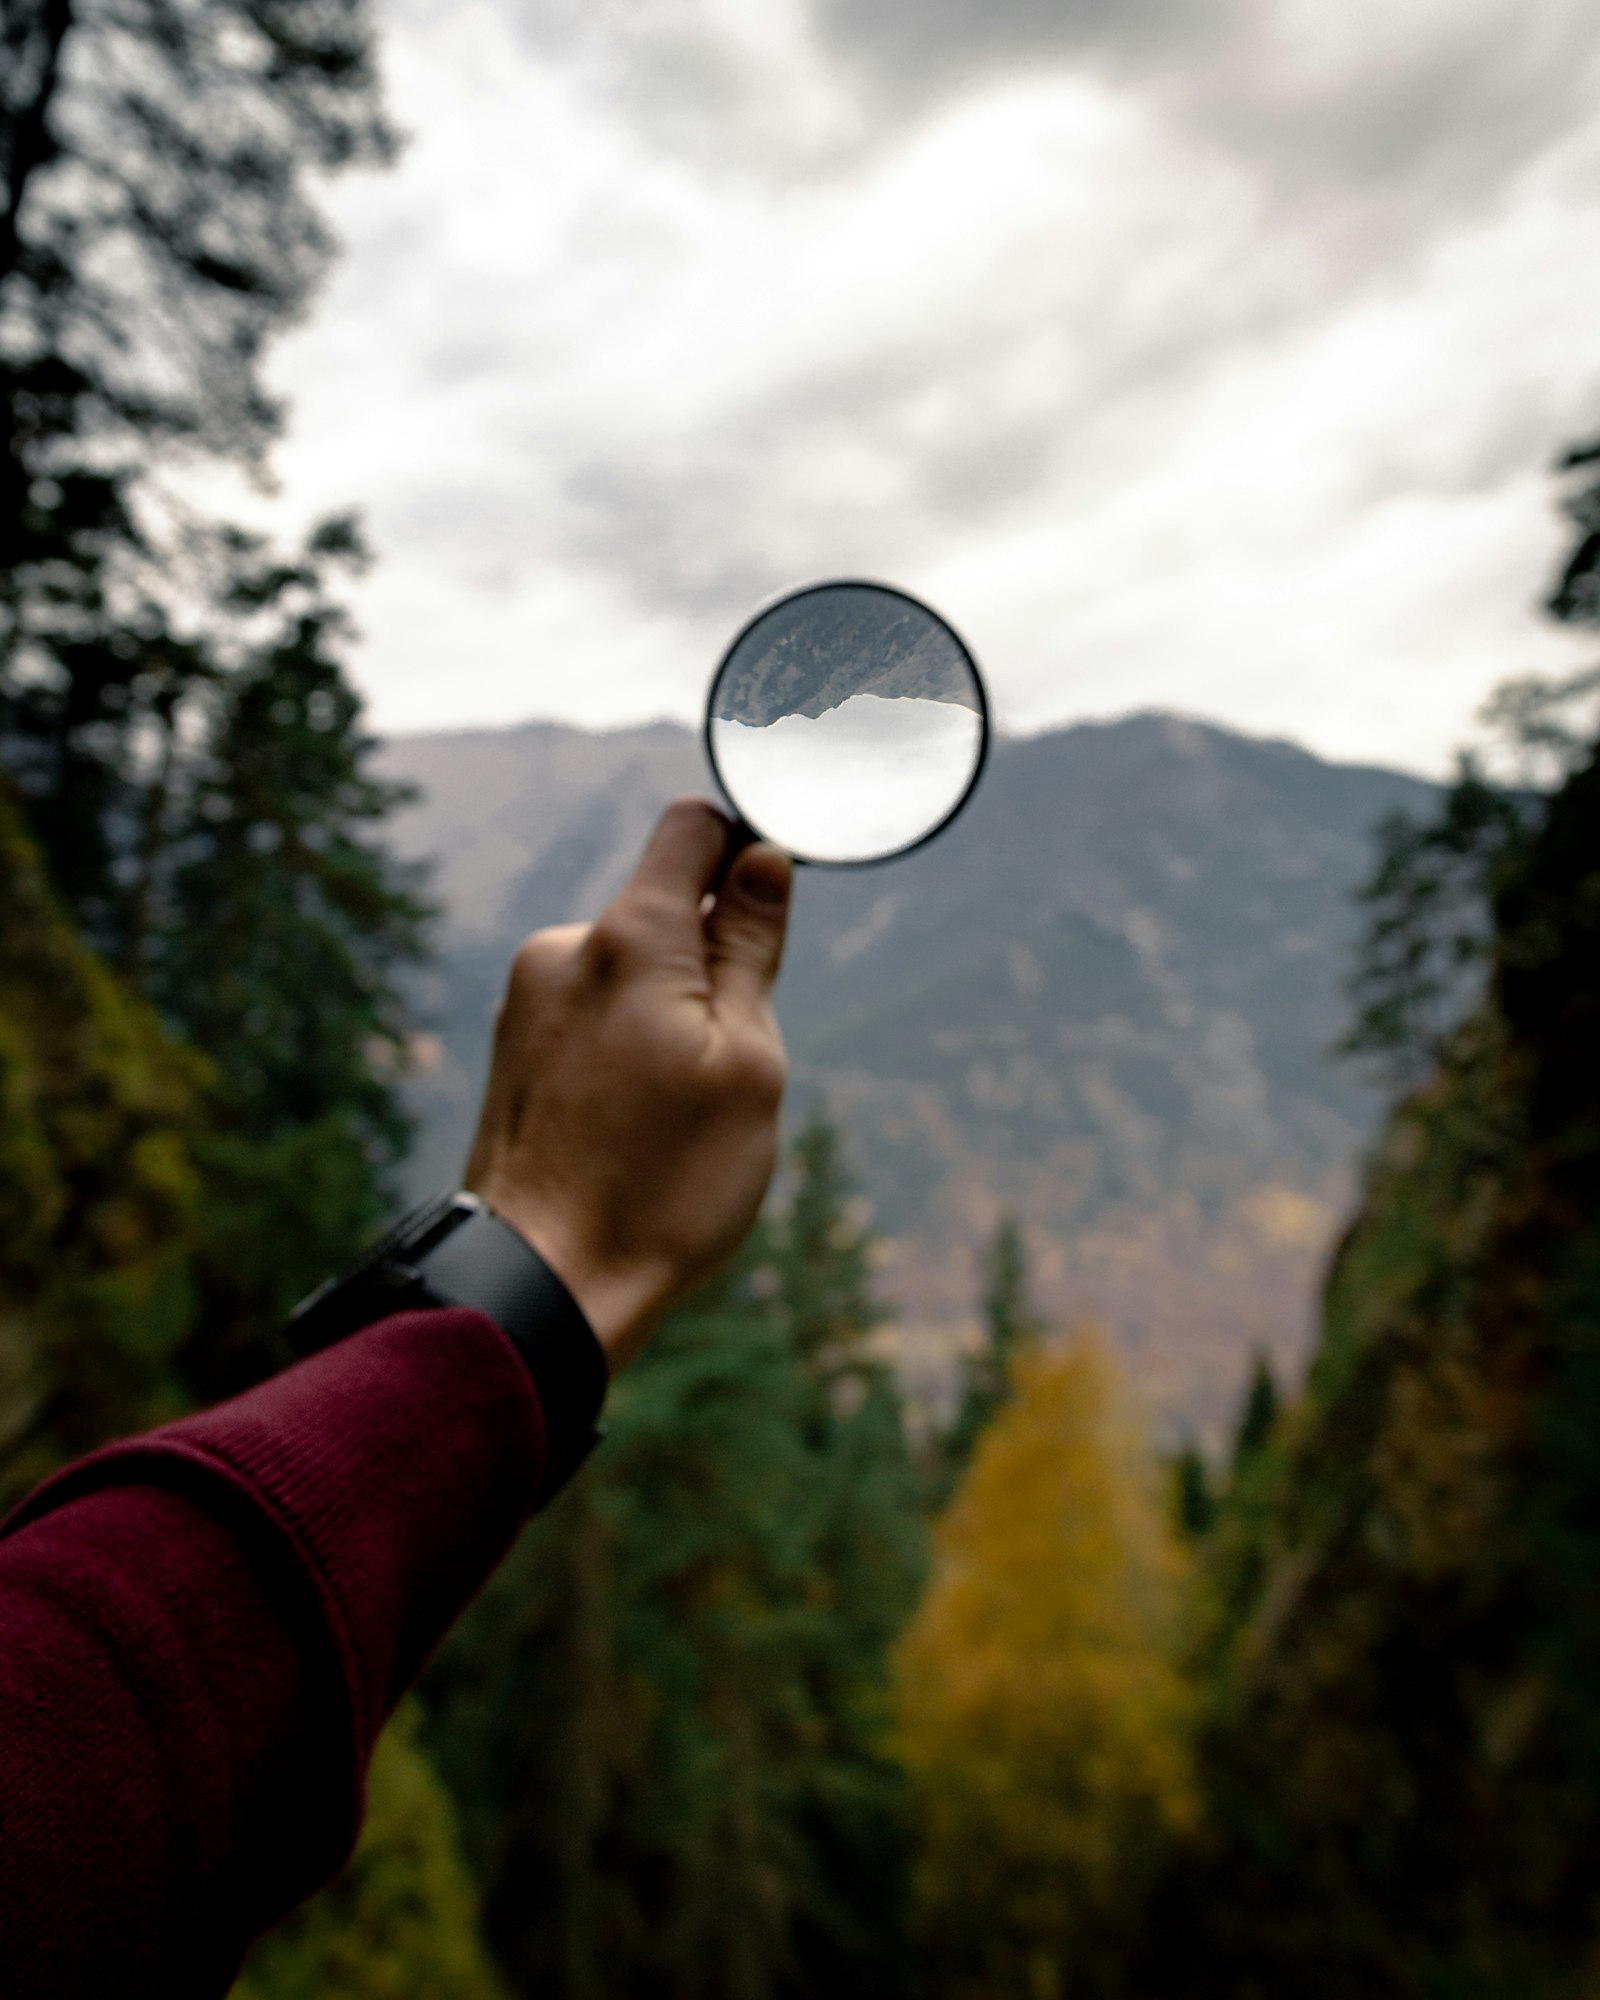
288, 1193, 609, 1503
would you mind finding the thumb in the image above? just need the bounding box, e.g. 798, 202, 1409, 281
706, 841, 792, 1008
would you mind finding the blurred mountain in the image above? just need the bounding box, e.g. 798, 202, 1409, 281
378, 713, 1432, 1442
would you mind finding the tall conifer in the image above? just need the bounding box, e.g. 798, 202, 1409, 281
425, 1116, 926, 1999
1, 0, 394, 942
940, 1213, 1044, 1497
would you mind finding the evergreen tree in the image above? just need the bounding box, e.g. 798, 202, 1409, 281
1342, 454, 1600, 1089
773, 1111, 926, 1996
1172, 1443, 1215, 1539
1228, 1353, 1278, 1476
1, 0, 394, 943
425, 1240, 817, 2000
896, 1334, 1196, 2000
1117, 449, 1600, 1999
1, 0, 422, 1392
940, 1213, 1044, 1496
155, 521, 426, 1149
777, 1107, 880, 1371
151, 521, 432, 1395
424, 1117, 926, 2000
0, 744, 483, 2000
1340, 770, 1529, 1085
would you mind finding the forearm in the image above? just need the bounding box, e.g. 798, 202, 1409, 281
0, 795, 793, 1997
0, 1307, 545, 1999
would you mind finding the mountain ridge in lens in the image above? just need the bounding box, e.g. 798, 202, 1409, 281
712, 584, 978, 727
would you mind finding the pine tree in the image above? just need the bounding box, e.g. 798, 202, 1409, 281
149, 522, 432, 1395
1229, 1353, 1278, 1475
940, 1213, 1044, 1497
1172, 1443, 1215, 1539
773, 1108, 925, 1997
1120, 449, 1600, 1999
424, 1239, 822, 2000
1, 0, 394, 944
896, 1333, 1196, 2000
778, 1107, 881, 1372
423, 1117, 927, 2000
1, 2, 422, 1395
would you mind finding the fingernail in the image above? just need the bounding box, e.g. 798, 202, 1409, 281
735, 844, 791, 906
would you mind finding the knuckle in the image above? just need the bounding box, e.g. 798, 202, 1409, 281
511, 934, 550, 980
729, 1028, 787, 1107
509, 933, 564, 995
584, 909, 641, 978
505, 925, 586, 1018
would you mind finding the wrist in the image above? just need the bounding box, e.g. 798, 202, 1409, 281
466, 1185, 666, 1371
286, 1190, 609, 1504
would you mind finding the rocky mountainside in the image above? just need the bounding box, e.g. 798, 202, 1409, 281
378, 713, 1431, 1441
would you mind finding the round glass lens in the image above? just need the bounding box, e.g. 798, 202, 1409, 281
705, 582, 988, 866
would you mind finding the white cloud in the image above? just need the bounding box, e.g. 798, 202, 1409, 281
263, 0, 1600, 771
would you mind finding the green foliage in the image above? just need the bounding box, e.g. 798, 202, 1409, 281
1342, 763, 1527, 1082
0, 783, 208, 1508
1171, 1444, 1215, 1540
778, 1107, 882, 1367
1, 0, 393, 943
1117, 716, 1600, 1996
1546, 433, 1600, 626
152, 521, 428, 1148
0, 10, 484, 1989
1228, 1353, 1279, 1476
1343, 663, 1600, 1086
423, 1115, 926, 2000
2, 2, 423, 1399
883, 446, 1600, 1999
0, 525, 432, 1427
150, 526, 433, 1394
234, 1702, 506, 2000
935, 1214, 1045, 1506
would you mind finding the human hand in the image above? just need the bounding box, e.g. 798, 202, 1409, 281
464, 798, 793, 1371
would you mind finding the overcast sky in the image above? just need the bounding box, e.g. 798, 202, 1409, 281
264, 0, 1600, 772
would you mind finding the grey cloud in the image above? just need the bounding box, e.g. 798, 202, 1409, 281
382, 478, 558, 595
811, 0, 1201, 95
812, 0, 1600, 264
557, 448, 808, 622
379, 0, 759, 157
1184, 5, 1600, 235
475, 0, 858, 177
388, 0, 1600, 263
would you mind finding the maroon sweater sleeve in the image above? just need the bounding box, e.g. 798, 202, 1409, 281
0, 1306, 547, 1999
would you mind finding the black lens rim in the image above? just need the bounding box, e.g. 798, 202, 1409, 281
702, 577, 991, 869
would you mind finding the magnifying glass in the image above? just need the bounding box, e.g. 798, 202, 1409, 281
704, 580, 990, 866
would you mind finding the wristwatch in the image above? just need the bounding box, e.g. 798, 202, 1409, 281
287, 1191, 608, 1502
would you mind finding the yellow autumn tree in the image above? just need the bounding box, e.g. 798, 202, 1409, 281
896, 1333, 1195, 2000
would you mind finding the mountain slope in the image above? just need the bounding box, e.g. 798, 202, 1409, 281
378, 713, 1431, 1440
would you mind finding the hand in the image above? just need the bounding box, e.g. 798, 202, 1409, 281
465, 797, 793, 1371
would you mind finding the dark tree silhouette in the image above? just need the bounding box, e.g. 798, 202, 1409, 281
0, 0, 394, 940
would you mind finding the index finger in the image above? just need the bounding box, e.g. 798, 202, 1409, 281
613, 795, 735, 927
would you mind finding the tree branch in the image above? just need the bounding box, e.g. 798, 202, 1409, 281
0, 0, 76, 287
